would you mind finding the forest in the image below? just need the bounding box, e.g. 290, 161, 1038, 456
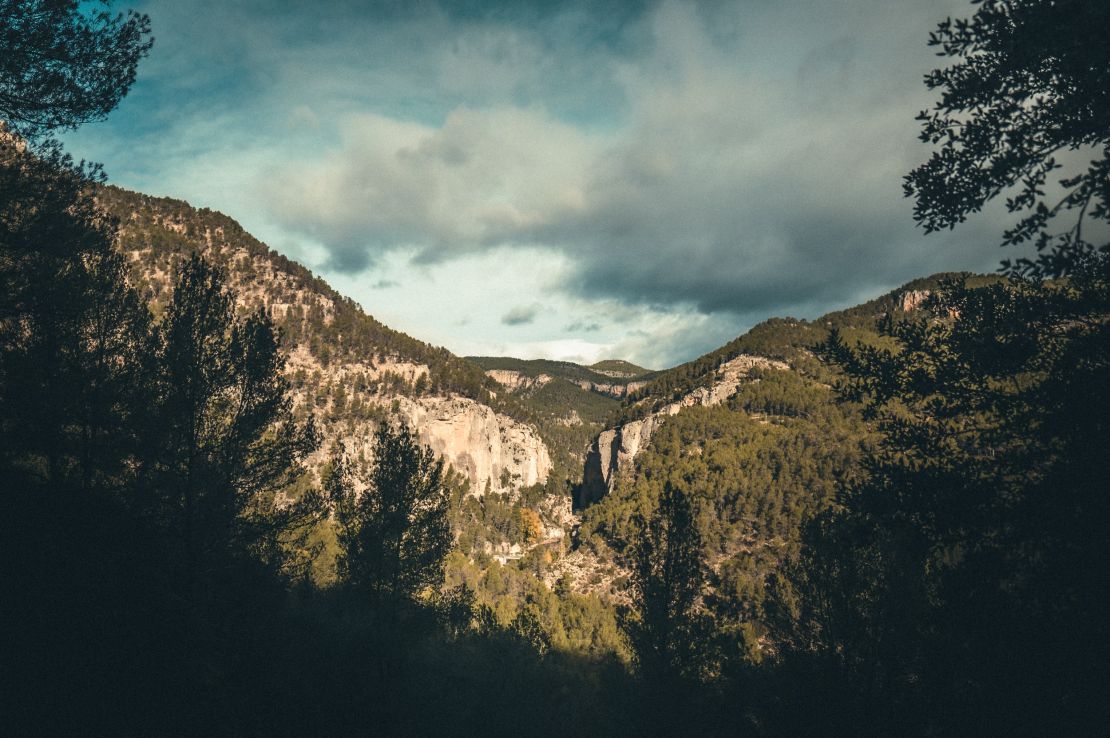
2, 1, 1108, 735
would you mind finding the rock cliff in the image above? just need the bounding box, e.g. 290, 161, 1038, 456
580, 353, 789, 506
898, 289, 931, 312
485, 368, 647, 399
569, 378, 648, 399
397, 395, 552, 495
485, 369, 553, 392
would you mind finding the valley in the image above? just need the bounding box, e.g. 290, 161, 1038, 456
6, 1, 1106, 732
96, 182, 957, 654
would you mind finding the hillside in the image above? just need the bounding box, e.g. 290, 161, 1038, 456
93, 181, 994, 652
96, 185, 557, 491
93, 187, 608, 593
615, 272, 997, 423
558, 275, 976, 606
469, 355, 661, 399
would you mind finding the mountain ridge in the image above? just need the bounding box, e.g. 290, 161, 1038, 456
95, 184, 556, 502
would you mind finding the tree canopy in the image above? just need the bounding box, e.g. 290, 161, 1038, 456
764, 2, 1110, 732
329, 422, 452, 609
0, 1, 153, 140
905, 0, 1110, 278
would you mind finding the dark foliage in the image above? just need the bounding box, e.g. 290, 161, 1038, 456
0, 1, 152, 140
623, 482, 712, 686
329, 422, 452, 610
905, 0, 1110, 279
765, 1, 1110, 733
150, 254, 321, 584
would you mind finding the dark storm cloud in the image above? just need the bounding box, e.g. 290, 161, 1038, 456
256, 0, 1012, 321
501, 304, 541, 326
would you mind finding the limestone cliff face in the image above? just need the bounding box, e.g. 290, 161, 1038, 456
592, 368, 640, 379
580, 354, 789, 506
284, 335, 553, 501
569, 379, 648, 399
485, 369, 552, 392
396, 395, 552, 496
486, 368, 646, 399
898, 289, 931, 312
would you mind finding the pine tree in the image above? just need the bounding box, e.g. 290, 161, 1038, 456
329, 422, 452, 613
151, 254, 319, 594
624, 481, 711, 685
0, 1, 153, 141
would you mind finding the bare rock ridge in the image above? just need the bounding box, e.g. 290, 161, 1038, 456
285, 347, 552, 496
591, 368, 640, 379
580, 354, 789, 506
485, 369, 553, 393
485, 368, 648, 399
898, 289, 931, 312
569, 378, 648, 399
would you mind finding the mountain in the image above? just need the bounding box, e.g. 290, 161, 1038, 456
589, 359, 652, 378
95, 186, 555, 502
554, 273, 993, 608
94, 180, 985, 626
581, 272, 993, 506
469, 356, 660, 399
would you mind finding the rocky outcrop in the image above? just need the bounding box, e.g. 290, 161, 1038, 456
898, 289, 931, 312
396, 395, 552, 497
592, 368, 640, 379
485, 369, 552, 392
542, 546, 630, 604
580, 354, 789, 506
487, 368, 646, 399
288, 350, 552, 498
109, 191, 553, 502
570, 379, 648, 399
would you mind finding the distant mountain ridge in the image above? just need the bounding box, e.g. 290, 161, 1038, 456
614, 272, 997, 424
469, 356, 661, 400
589, 359, 652, 378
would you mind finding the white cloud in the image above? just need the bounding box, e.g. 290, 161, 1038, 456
260, 0, 1006, 321
264, 106, 604, 271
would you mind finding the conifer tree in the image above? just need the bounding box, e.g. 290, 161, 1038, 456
329, 422, 452, 613
0, 138, 154, 496
624, 481, 711, 685
772, 2, 1110, 732
0, 0, 153, 141
152, 254, 319, 590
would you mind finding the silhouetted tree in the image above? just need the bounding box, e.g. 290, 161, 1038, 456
0, 0, 153, 140
798, 278, 1108, 733
152, 254, 320, 596
624, 481, 711, 687
767, 3, 1110, 734
329, 422, 452, 614
0, 138, 154, 496
905, 0, 1109, 279
0, 107, 164, 735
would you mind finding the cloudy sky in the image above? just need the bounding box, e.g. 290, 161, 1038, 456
62, 0, 1015, 368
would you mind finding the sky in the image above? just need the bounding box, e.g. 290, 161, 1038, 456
62, 0, 1018, 369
